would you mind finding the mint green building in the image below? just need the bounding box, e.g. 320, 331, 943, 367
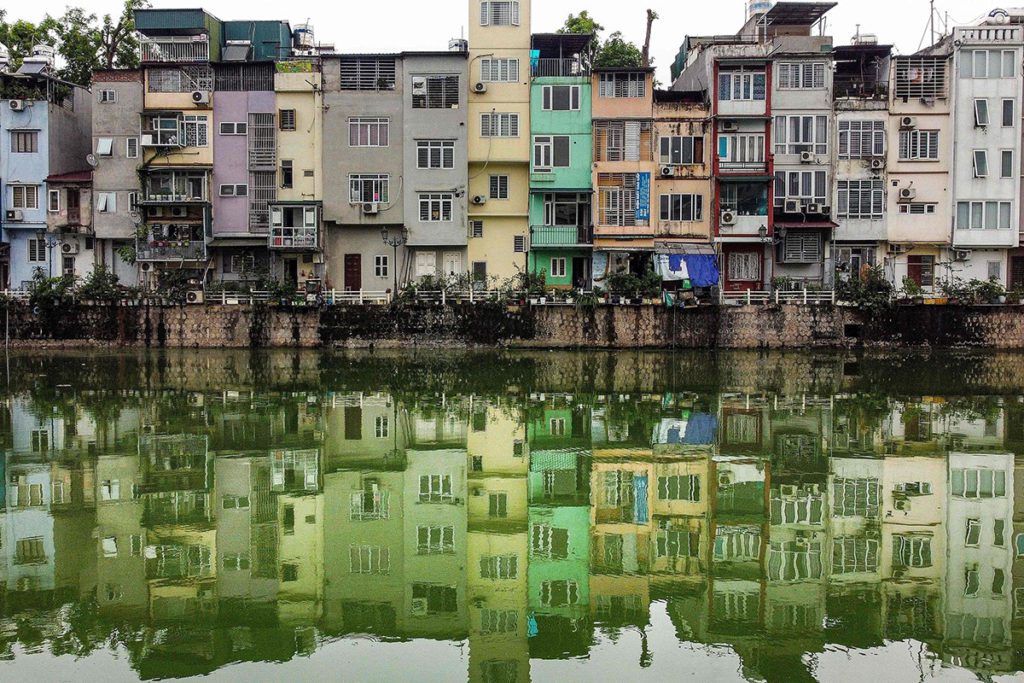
528, 34, 595, 290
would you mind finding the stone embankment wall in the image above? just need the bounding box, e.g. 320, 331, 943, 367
2, 301, 1024, 349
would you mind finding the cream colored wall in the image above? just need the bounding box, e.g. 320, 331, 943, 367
276, 71, 323, 203
277, 493, 324, 623
468, 215, 529, 282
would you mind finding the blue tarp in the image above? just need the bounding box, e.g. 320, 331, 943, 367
681, 255, 720, 288
683, 413, 718, 445
634, 475, 649, 523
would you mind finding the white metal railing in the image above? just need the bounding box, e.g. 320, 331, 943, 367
720, 289, 836, 306
141, 37, 210, 63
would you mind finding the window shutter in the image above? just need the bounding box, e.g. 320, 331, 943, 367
304, 206, 317, 227
271, 206, 282, 227
480, 1, 489, 25
554, 136, 570, 166
543, 86, 551, 110
512, 0, 520, 25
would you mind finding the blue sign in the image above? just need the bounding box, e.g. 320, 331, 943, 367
636, 172, 650, 222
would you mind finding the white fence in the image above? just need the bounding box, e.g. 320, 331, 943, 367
719, 289, 837, 306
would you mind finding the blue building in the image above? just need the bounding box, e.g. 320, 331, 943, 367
1, 48, 91, 289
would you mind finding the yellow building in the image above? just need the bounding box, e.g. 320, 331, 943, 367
467, 0, 532, 283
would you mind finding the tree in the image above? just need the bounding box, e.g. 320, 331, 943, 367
642, 9, 658, 68
100, 0, 147, 71
49, 7, 102, 86
0, 11, 55, 71
559, 10, 604, 36
595, 32, 644, 68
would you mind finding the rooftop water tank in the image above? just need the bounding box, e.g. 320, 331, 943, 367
293, 23, 315, 50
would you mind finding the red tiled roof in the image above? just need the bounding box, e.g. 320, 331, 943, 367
46, 170, 93, 183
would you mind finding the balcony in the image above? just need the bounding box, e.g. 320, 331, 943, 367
269, 226, 318, 250
833, 77, 888, 100
137, 224, 208, 262
141, 115, 184, 147
269, 205, 319, 251
530, 225, 593, 247
532, 58, 591, 78
141, 36, 210, 64
142, 171, 209, 204
719, 159, 769, 174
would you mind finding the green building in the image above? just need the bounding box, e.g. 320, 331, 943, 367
528, 34, 595, 290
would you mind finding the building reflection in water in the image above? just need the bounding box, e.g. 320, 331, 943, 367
0, 353, 1023, 681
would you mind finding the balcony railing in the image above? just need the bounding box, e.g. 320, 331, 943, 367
143, 172, 209, 203
137, 240, 207, 261
269, 226, 318, 250
532, 58, 591, 78
530, 225, 593, 247
141, 36, 210, 63
833, 77, 888, 100
719, 160, 768, 173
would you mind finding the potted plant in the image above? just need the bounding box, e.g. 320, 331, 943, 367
978, 277, 1006, 304
901, 276, 924, 305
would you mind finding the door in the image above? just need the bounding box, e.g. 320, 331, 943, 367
1011, 256, 1024, 290
472, 261, 487, 289
344, 254, 362, 291
725, 249, 761, 291
443, 251, 462, 277
285, 259, 299, 287
67, 189, 80, 224
415, 251, 437, 279
906, 255, 934, 288
572, 256, 589, 289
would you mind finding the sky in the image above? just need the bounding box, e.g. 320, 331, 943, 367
13, 0, 998, 83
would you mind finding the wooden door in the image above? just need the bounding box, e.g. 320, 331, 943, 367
344, 254, 361, 291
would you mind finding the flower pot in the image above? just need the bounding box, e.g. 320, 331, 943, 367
998, 295, 1007, 304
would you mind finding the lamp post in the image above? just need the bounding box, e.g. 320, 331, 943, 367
36, 229, 58, 278
381, 226, 409, 293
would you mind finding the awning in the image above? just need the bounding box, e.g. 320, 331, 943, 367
209, 237, 267, 248
775, 220, 839, 230
654, 242, 716, 256
593, 238, 655, 251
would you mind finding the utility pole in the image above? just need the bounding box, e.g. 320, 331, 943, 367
929, 0, 936, 47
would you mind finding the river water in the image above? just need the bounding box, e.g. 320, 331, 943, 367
0, 349, 1022, 682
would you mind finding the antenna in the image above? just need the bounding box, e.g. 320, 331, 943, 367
929, 0, 935, 47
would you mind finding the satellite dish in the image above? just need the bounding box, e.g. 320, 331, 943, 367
86, 153, 98, 167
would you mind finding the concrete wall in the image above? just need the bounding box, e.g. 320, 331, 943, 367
213, 90, 275, 234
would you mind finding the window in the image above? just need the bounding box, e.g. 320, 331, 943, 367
223, 553, 250, 571
374, 415, 389, 438
598, 72, 646, 98
282, 564, 299, 582
480, 58, 519, 82
481, 112, 519, 137
543, 192, 591, 226
417, 525, 455, 554
898, 203, 937, 215
349, 117, 389, 147
892, 534, 932, 568
481, 609, 519, 634
659, 135, 704, 165
419, 193, 454, 222
412, 75, 460, 109
975, 99, 991, 127
101, 480, 121, 501
281, 160, 293, 188
279, 109, 296, 130
720, 182, 768, 216
659, 194, 703, 222
838, 120, 885, 158
219, 121, 247, 135
182, 115, 208, 147
350, 545, 390, 574
479, 0, 520, 25
129, 191, 140, 211
962, 49, 1016, 79
894, 56, 946, 98
532, 524, 569, 559
419, 474, 453, 503
219, 184, 248, 197
718, 133, 765, 164
349, 174, 389, 203
374, 255, 389, 278
126, 137, 139, 158
774, 170, 827, 207
222, 495, 250, 509
533, 135, 570, 170
782, 232, 822, 264
96, 137, 114, 156
489, 492, 508, 518
12, 185, 39, 209
956, 201, 1012, 230
966, 519, 982, 546
480, 554, 518, 580
658, 475, 701, 501
964, 566, 980, 597
11, 130, 38, 153
599, 173, 647, 226
550, 257, 566, 278
417, 140, 455, 169
541, 579, 579, 607
98, 89, 116, 103
833, 478, 881, 518
471, 221, 484, 238
96, 192, 117, 213
728, 252, 760, 282
718, 68, 767, 101
594, 120, 653, 161
1002, 150, 1014, 179
47, 190, 60, 213
832, 536, 879, 574
28, 238, 46, 263
103, 537, 118, 558
951, 468, 1008, 497
899, 129, 939, 160
837, 180, 884, 219
411, 583, 457, 615
1004, 99, 1016, 127
489, 174, 509, 199
15, 537, 45, 565
774, 115, 828, 155
995, 518, 1006, 547
514, 235, 526, 252
341, 57, 396, 90
542, 84, 581, 110
973, 150, 989, 178
777, 62, 826, 89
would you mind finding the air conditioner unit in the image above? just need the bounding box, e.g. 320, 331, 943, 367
718, 472, 734, 487
720, 210, 737, 226
898, 187, 917, 201
141, 134, 156, 146
471, 195, 487, 205
5, 209, 23, 222
784, 199, 802, 213
149, 207, 165, 218
954, 249, 971, 261
806, 203, 824, 215
140, 262, 152, 272
186, 290, 204, 304
61, 241, 79, 255
170, 206, 187, 218
870, 158, 885, 171
721, 121, 738, 132
473, 82, 487, 93
191, 90, 210, 105
889, 243, 908, 255
411, 598, 428, 615
661, 165, 676, 177
800, 151, 815, 163
9, 99, 25, 111
900, 116, 917, 129
820, 205, 831, 216
362, 202, 379, 215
